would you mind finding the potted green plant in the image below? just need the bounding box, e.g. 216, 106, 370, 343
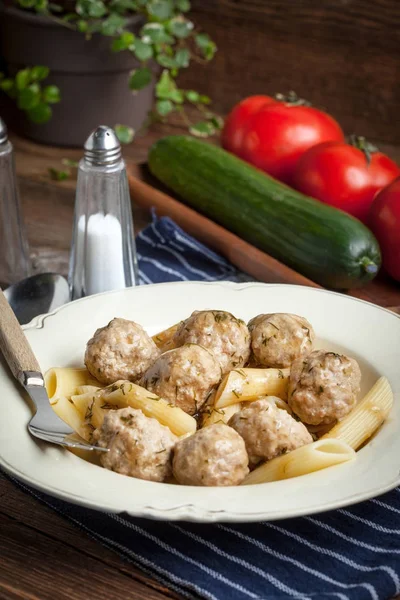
0, 0, 219, 146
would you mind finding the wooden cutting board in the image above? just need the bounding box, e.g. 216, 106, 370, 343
127, 163, 400, 312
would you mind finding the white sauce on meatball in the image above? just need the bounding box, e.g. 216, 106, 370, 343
248, 313, 314, 368
141, 343, 222, 415
174, 310, 251, 375
93, 407, 177, 481
173, 423, 249, 486
85, 318, 160, 384
229, 398, 312, 465
288, 349, 361, 425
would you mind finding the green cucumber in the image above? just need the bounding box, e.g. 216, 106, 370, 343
148, 135, 381, 289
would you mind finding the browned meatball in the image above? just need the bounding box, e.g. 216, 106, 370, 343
248, 313, 314, 368
141, 343, 222, 415
174, 310, 251, 375
173, 423, 249, 486
93, 408, 177, 481
229, 398, 312, 465
85, 318, 160, 385
288, 350, 361, 425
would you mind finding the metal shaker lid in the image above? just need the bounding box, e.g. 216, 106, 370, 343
83, 125, 122, 166
0, 117, 8, 145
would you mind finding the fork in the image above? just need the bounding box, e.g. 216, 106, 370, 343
0, 289, 107, 452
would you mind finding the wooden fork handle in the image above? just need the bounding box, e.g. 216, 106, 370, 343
0, 289, 40, 382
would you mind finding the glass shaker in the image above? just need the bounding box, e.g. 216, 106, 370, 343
0, 117, 31, 288
69, 125, 139, 301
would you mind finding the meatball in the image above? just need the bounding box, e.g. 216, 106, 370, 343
229, 398, 312, 465
288, 349, 361, 425
93, 408, 177, 481
248, 313, 315, 368
173, 310, 251, 375
85, 318, 160, 385
173, 423, 249, 486
141, 343, 221, 415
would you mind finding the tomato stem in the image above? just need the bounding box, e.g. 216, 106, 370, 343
348, 135, 378, 166
360, 256, 379, 275
275, 91, 311, 107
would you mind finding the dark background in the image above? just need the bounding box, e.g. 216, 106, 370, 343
180, 0, 400, 144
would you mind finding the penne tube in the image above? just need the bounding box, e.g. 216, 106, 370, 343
75, 385, 102, 395
321, 376, 393, 450
201, 402, 242, 428
241, 438, 355, 485
89, 381, 197, 437
152, 322, 180, 351
214, 368, 290, 408
51, 396, 92, 441
70, 391, 102, 418
45, 367, 101, 405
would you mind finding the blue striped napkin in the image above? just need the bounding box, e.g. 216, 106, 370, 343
9, 216, 400, 600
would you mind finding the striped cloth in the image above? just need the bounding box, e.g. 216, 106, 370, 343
11, 216, 400, 600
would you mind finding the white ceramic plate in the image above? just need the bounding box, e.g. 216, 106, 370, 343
1, 281, 399, 523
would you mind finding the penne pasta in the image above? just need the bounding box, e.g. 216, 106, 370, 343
45, 367, 102, 405
241, 438, 356, 485
51, 395, 92, 441
201, 402, 242, 428
214, 367, 290, 408
321, 376, 393, 450
70, 391, 102, 419
75, 385, 102, 395
152, 322, 180, 351
89, 381, 197, 437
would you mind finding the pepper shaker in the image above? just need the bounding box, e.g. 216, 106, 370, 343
69, 126, 139, 300
0, 117, 31, 288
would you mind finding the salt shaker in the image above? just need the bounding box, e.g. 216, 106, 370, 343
0, 117, 31, 287
68, 126, 139, 300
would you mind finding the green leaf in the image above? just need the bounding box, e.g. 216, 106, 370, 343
35, 0, 48, 11
175, 48, 190, 68
76, 0, 107, 18
141, 23, 173, 43
156, 69, 184, 103
114, 124, 135, 144
189, 120, 216, 137
176, 0, 190, 11
17, 85, 41, 110
77, 19, 89, 32
156, 54, 176, 69
27, 103, 52, 124
101, 14, 127, 36
185, 90, 199, 103
62, 13, 79, 21
156, 99, 173, 116
17, 0, 36, 7
111, 31, 135, 52
211, 115, 224, 129
199, 94, 211, 104
15, 69, 31, 90
134, 39, 154, 61
0, 79, 15, 93
48, 168, 69, 181
195, 33, 217, 60
42, 85, 61, 104
109, 0, 137, 12
149, 0, 173, 20
129, 67, 152, 90
30, 66, 50, 81
168, 17, 193, 38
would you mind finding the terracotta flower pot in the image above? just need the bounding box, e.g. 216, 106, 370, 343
0, 5, 155, 147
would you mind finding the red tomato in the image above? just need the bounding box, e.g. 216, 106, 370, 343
369, 177, 400, 281
239, 97, 344, 183
293, 139, 400, 223
221, 95, 275, 158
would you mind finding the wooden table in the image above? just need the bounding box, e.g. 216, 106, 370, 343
1, 118, 400, 600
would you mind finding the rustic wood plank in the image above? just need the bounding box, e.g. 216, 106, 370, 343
0, 474, 180, 600
182, 0, 400, 144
